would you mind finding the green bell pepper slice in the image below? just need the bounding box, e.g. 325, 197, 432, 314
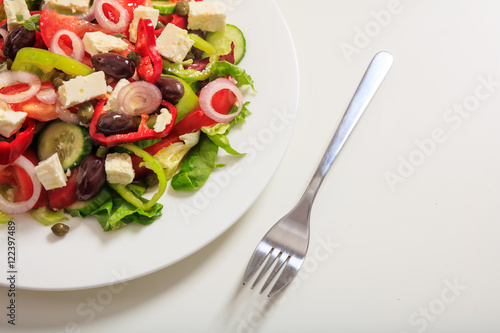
109, 144, 167, 211
162, 34, 218, 82
11, 48, 93, 80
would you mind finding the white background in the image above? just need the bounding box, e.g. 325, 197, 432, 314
2, 0, 500, 332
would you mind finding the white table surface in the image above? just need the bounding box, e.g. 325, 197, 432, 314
2, 0, 500, 332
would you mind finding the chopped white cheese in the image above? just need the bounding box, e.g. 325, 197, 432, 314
82, 31, 129, 56
153, 108, 172, 133
105, 153, 135, 184
58, 71, 107, 108
0, 102, 26, 138
104, 78, 131, 112
188, 1, 226, 32
45, 0, 91, 13
156, 23, 195, 64
34, 153, 67, 190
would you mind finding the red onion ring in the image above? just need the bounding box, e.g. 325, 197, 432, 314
0, 71, 41, 103
117, 81, 162, 116
199, 78, 244, 123
36, 86, 58, 104
0, 156, 42, 215
94, 0, 130, 33
0, 28, 8, 58
55, 101, 80, 125
50, 29, 84, 62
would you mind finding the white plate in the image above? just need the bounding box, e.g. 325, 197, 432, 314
0, 0, 299, 290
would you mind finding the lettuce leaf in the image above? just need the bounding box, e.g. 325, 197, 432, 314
170, 133, 218, 191
211, 61, 255, 90
92, 195, 163, 232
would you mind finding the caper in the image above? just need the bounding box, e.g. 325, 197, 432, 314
95, 146, 109, 158
145, 173, 159, 187
53, 77, 65, 88
156, 21, 165, 30
77, 101, 94, 124
126, 51, 142, 66
51, 223, 69, 236
175, 1, 189, 16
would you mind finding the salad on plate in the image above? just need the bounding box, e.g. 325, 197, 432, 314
0, 0, 254, 233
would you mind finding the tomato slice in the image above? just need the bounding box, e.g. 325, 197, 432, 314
40, 9, 103, 46
0, 149, 48, 209
48, 169, 77, 210
2, 82, 59, 122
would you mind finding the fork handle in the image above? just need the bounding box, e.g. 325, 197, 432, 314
305, 52, 393, 199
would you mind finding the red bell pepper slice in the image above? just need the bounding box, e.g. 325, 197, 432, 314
89, 99, 178, 147
0, 118, 36, 165
135, 18, 162, 84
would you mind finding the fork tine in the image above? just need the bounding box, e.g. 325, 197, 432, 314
267, 255, 304, 297
242, 242, 272, 285
250, 247, 280, 289
259, 252, 289, 294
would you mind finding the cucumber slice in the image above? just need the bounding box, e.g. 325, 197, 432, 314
205, 24, 246, 65
67, 186, 113, 218
152, 1, 176, 15
37, 121, 92, 170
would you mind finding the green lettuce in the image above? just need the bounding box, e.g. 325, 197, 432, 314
92, 195, 163, 232
170, 133, 218, 191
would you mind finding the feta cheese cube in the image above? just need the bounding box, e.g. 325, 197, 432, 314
0, 103, 27, 138
4, 0, 31, 31
157, 24, 195, 64
104, 79, 130, 112
153, 108, 172, 133
45, 0, 91, 13
129, 6, 159, 43
58, 71, 107, 108
82, 32, 129, 56
188, 1, 226, 32
105, 153, 135, 184
35, 153, 67, 190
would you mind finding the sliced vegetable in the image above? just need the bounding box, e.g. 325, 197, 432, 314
109, 144, 167, 211
0, 70, 41, 103
0, 155, 42, 214
37, 121, 92, 170
0, 118, 35, 165
199, 77, 243, 123
205, 24, 246, 65
48, 168, 77, 210
135, 18, 162, 83
30, 206, 68, 226
11, 47, 94, 79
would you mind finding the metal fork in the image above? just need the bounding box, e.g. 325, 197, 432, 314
242, 51, 394, 297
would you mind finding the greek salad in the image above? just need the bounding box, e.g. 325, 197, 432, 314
0, 0, 254, 233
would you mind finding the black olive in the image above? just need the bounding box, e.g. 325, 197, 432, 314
155, 76, 184, 104
96, 111, 136, 136
91, 53, 136, 80
3, 26, 36, 59
75, 155, 106, 201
